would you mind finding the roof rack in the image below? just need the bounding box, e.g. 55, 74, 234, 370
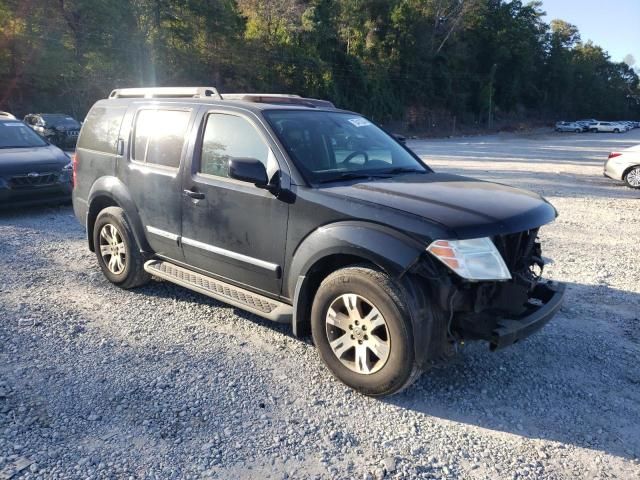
108, 87, 221, 99
221, 93, 335, 108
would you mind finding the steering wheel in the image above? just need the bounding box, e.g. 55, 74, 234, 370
343, 150, 369, 165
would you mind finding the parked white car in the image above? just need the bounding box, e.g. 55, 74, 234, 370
555, 121, 584, 133
604, 144, 640, 188
589, 121, 625, 133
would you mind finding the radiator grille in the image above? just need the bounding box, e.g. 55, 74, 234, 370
9, 172, 59, 189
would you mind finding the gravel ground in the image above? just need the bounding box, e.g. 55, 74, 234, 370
1, 129, 639, 479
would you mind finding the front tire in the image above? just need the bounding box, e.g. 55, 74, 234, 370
624, 166, 640, 189
93, 207, 150, 289
311, 266, 419, 396
614, 128, 620, 133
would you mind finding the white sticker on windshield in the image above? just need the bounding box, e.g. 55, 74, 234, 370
3, 122, 23, 127
348, 118, 371, 127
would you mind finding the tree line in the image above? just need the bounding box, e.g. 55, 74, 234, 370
1, 0, 638, 132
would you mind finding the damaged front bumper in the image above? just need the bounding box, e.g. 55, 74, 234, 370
490, 281, 565, 350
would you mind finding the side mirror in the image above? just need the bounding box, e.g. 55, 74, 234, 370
228, 157, 268, 187
392, 133, 407, 144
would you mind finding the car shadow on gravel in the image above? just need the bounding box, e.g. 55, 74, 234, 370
125, 279, 314, 346
383, 281, 640, 461
126, 276, 640, 461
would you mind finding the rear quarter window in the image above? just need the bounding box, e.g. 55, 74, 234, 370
78, 106, 126, 153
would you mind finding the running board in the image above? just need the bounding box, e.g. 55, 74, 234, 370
144, 260, 292, 323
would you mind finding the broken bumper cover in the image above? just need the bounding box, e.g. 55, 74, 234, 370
490, 281, 565, 350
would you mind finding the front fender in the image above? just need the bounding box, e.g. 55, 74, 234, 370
87, 176, 150, 253
286, 221, 426, 299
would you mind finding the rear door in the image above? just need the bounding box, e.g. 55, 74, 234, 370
180, 107, 289, 296
119, 104, 195, 262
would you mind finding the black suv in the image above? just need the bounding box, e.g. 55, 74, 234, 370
72, 87, 564, 396
24, 113, 82, 149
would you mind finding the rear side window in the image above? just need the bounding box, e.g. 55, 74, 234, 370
78, 106, 126, 153
132, 109, 191, 168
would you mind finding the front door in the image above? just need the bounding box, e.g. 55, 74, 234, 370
180, 109, 289, 296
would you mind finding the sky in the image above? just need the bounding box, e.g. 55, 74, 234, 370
540, 0, 640, 68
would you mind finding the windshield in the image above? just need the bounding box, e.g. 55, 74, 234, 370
0, 121, 48, 148
41, 114, 80, 128
264, 110, 428, 183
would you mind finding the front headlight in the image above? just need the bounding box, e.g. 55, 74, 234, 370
427, 237, 511, 281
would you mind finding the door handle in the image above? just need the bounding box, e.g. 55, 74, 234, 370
183, 189, 205, 200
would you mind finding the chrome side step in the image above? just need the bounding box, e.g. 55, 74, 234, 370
144, 260, 292, 323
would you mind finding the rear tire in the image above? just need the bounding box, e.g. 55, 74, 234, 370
624, 166, 640, 189
311, 266, 419, 396
93, 207, 150, 289
614, 128, 620, 133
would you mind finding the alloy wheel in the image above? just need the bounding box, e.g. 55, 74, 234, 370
627, 168, 640, 187
99, 224, 126, 275
325, 293, 391, 374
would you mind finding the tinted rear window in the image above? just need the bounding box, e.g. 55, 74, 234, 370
78, 106, 126, 153
132, 109, 191, 168
41, 114, 80, 128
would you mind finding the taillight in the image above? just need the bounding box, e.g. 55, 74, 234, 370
608, 152, 622, 159
72, 153, 78, 187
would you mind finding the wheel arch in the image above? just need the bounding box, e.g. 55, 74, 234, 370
287, 221, 426, 337
86, 176, 150, 253
623, 164, 640, 187
623, 164, 640, 177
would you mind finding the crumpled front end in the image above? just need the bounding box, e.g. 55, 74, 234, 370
413, 228, 565, 350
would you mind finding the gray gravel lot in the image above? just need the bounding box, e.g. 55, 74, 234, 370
1, 129, 639, 479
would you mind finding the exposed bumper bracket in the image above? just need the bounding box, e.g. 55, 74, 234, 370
490, 281, 566, 350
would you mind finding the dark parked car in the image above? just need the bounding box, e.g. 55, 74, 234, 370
73, 87, 565, 396
24, 113, 82, 148
0, 118, 73, 207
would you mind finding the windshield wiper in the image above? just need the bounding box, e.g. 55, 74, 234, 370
318, 172, 390, 184
380, 167, 427, 175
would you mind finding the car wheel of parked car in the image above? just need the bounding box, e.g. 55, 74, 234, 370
614, 128, 620, 133
574, 128, 581, 133
311, 266, 419, 396
624, 166, 640, 189
93, 207, 150, 288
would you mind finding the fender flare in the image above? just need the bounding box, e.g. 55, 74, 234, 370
286, 221, 426, 298
287, 221, 421, 323
86, 176, 151, 253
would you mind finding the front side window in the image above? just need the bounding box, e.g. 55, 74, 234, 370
0, 121, 48, 148
264, 110, 428, 183
133, 109, 191, 168
199, 113, 271, 178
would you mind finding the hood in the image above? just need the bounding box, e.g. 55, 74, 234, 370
0, 145, 70, 176
319, 172, 557, 238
